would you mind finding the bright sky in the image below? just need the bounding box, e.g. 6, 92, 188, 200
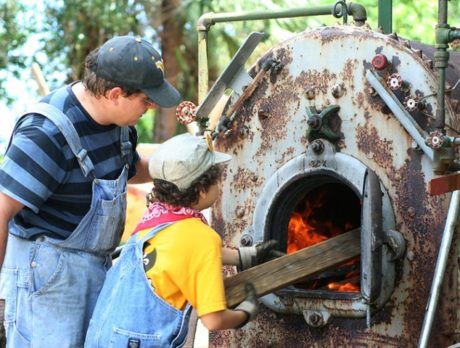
0, 78, 40, 152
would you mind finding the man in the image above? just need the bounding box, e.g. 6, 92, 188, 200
0, 35, 181, 347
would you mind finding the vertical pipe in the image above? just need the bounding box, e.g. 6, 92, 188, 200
378, 0, 392, 34
438, 0, 448, 24
197, 29, 209, 104
434, 0, 449, 131
418, 190, 460, 348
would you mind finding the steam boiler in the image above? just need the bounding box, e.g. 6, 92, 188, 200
192, 3, 460, 347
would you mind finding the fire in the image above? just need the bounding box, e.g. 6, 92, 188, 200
287, 187, 360, 292
287, 212, 327, 253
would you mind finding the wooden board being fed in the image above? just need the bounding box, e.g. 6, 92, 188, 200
224, 228, 361, 307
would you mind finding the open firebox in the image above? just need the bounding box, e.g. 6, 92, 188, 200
246, 140, 405, 326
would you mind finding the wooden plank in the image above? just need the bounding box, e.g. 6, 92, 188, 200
428, 173, 460, 195
224, 228, 361, 308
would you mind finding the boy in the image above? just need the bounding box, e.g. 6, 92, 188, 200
85, 133, 259, 347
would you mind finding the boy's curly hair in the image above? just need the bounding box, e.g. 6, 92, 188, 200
147, 165, 221, 207
82, 48, 140, 98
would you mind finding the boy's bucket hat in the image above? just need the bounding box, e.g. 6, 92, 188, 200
149, 133, 232, 191
93, 35, 181, 107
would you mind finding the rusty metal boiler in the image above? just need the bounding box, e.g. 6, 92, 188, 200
210, 25, 460, 347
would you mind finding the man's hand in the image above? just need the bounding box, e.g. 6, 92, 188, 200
238, 240, 284, 271
234, 283, 258, 328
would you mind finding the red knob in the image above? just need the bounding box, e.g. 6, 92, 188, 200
371, 54, 388, 70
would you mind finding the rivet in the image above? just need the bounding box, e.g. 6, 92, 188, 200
236, 207, 245, 218
134, 56, 138, 61
306, 87, 316, 100
367, 87, 377, 97
135, 37, 142, 42
408, 207, 416, 218
240, 234, 253, 247
31, 261, 37, 268
258, 108, 269, 120
331, 84, 345, 98
109, 47, 114, 52
311, 139, 324, 154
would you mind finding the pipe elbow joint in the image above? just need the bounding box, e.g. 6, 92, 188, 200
348, 2, 367, 25
197, 12, 215, 31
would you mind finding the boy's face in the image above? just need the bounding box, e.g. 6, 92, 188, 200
198, 182, 220, 210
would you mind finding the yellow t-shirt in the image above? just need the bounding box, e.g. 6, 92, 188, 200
137, 218, 227, 317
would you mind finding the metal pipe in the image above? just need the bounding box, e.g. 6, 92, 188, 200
196, 2, 368, 124
434, 0, 449, 131
197, 6, 333, 105
449, 28, 460, 41
377, 0, 392, 33
418, 190, 460, 348
197, 30, 209, 104
197, 6, 333, 28
347, 2, 367, 25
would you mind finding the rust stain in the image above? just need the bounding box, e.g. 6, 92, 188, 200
211, 308, 408, 347
275, 146, 296, 166
230, 167, 260, 193
356, 123, 394, 170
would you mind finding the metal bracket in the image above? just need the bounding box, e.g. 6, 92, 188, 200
195, 32, 265, 122
302, 309, 331, 327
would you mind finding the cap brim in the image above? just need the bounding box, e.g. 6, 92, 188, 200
213, 151, 232, 164
142, 80, 181, 108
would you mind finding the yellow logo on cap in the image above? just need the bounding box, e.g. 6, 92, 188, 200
155, 60, 164, 72
204, 132, 213, 152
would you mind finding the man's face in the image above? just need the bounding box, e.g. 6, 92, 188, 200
113, 92, 157, 126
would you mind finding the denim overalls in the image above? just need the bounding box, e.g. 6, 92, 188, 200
85, 223, 192, 348
0, 103, 130, 347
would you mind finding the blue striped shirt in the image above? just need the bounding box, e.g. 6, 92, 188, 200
0, 83, 139, 239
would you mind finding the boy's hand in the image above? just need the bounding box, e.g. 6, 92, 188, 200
234, 283, 258, 327
238, 240, 284, 271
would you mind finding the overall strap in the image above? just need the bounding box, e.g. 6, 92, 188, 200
119, 126, 132, 166
137, 222, 174, 247
24, 102, 96, 179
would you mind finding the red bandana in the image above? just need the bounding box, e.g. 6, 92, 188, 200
131, 202, 208, 235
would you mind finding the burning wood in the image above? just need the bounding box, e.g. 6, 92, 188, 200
294, 262, 360, 291
224, 228, 361, 308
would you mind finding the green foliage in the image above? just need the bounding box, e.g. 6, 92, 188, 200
40, 0, 146, 87
135, 109, 155, 143
0, 0, 36, 103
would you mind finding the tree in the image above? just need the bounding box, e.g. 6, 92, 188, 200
0, 0, 35, 104
1, 0, 459, 142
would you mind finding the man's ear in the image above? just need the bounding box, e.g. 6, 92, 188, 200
106, 87, 123, 105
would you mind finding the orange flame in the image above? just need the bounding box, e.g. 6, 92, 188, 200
287, 190, 360, 293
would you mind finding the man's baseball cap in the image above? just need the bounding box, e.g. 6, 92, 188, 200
149, 133, 232, 191
93, 35, 181, 108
